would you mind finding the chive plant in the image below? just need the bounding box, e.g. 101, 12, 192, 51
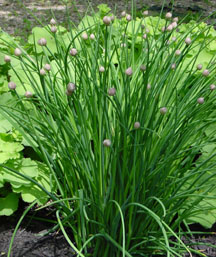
1, 3, 216, 257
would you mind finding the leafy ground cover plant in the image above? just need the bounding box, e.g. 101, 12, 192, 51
1, 2, 216, 256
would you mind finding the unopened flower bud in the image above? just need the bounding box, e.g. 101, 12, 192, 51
4, 55, 11, 63
173, 17, 178, 22
125, 67, 133, 76
185, 37, 192, 45
38, 38, 47, 46
160, 107, 167, 114
143, 34, 147, 39
143, 10, 149, 16
40, 69, 46, 75
103, 16, 111, 26
25, 91, 33, 98
121, 11, 126, 17
140, 65, 146, 71
145, 28, 150, 33
103, 139, 111, 147
50, 18, 56, 25
14, 48, 22, 56
99, 66, 105, 73
90, 33, 95, 40
134, 122, 140, 129
172, 21, 177, 28
67, 82, 76, 93
197, 97, 204, 104
70, 48, 78, 56
126, 14, 132, 21
161, 26, 166, 32
175, 49, 181, 56
171, 63, 176, 69
147, 83, 151, 90
202, 69, 210, 76
82, 32, 88, 40
44, 63, 51, 71
166, 12, 172, 19
210, 84, 216, 90
197, 64, 203, 70
121, 43, 126, 47
108, 87, 116, 96
51, 26, 57, 33
166, 24, 173, 31
8, 81, 16, 90
172, 36, 176, 41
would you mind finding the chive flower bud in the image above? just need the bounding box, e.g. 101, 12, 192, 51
121, 11, 126, 17
160, 107, 167, 115
51, 26, 57, 33
125, 67, 133, 76
172, 36, 176, 41
8, 81, 16, 90
90, 33, 95, 40
175, 49, 181, 56
40, 69, 46, 76
70, 48, 78, 56
210, 84, 216, 90
145, 28, 150, 33
147, 83, 151, 90
172, 21, 177, 28
108, 87, 116, 96
50, 18, 56, 25
197, 64, 203, 70
161, 27, 165, 32
173, 17, 178, 22
44, 63, 51, 71
67, 82, 76, 93
166, 24, 173, 31
171, 63, 176, 69
143, 10, 149, 16
38, 38, 47, 46
99, 66, 105, 73
134, 122, 140, 129
25, 91, 33, 98
185, 37, 192, 45
202, 69, 209, 76
197, 97, 204, 104
14, 48, 22, 56
143, 34, 147, 39
126, 14, 132, 21
165, 12, 172, 19
82, 32, 88, 40
4, 55, 11, 63
140, 65, 146, 71
103, 16, 111, 26
103, 139, 111, 147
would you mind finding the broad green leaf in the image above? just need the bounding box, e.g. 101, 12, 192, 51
0, 193, 19, 216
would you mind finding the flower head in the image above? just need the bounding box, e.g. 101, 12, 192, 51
8, 82, 16, 90
202, 69, 210, 76
103, 139, 111, 147
51, 26, 57, 33
90, 33, 95, 40
197, 64, 203, 70
125, 67, 133, 76
38, 38, 47, 46
99, 66, 105, 73
160, 107, 167, 115
82, 32, 88, 40
70, 48, 78, 56
210, 84, 216, 91
40, 69, 46, 76
4, 55, 11, 63
44, 64, 51, 71
185, 37, 192, 45
165, 12, 172, 19
108, 88, 116, 96
25, 91, 33, 98
14, 48, 22, 56
134, 122, 140, 129
103, 16, 111, 26
143, 10, 148, 16
197, 97, 204, 104
50, 18, 56, 25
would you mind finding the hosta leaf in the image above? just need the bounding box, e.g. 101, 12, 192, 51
0, 193, 19, 216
